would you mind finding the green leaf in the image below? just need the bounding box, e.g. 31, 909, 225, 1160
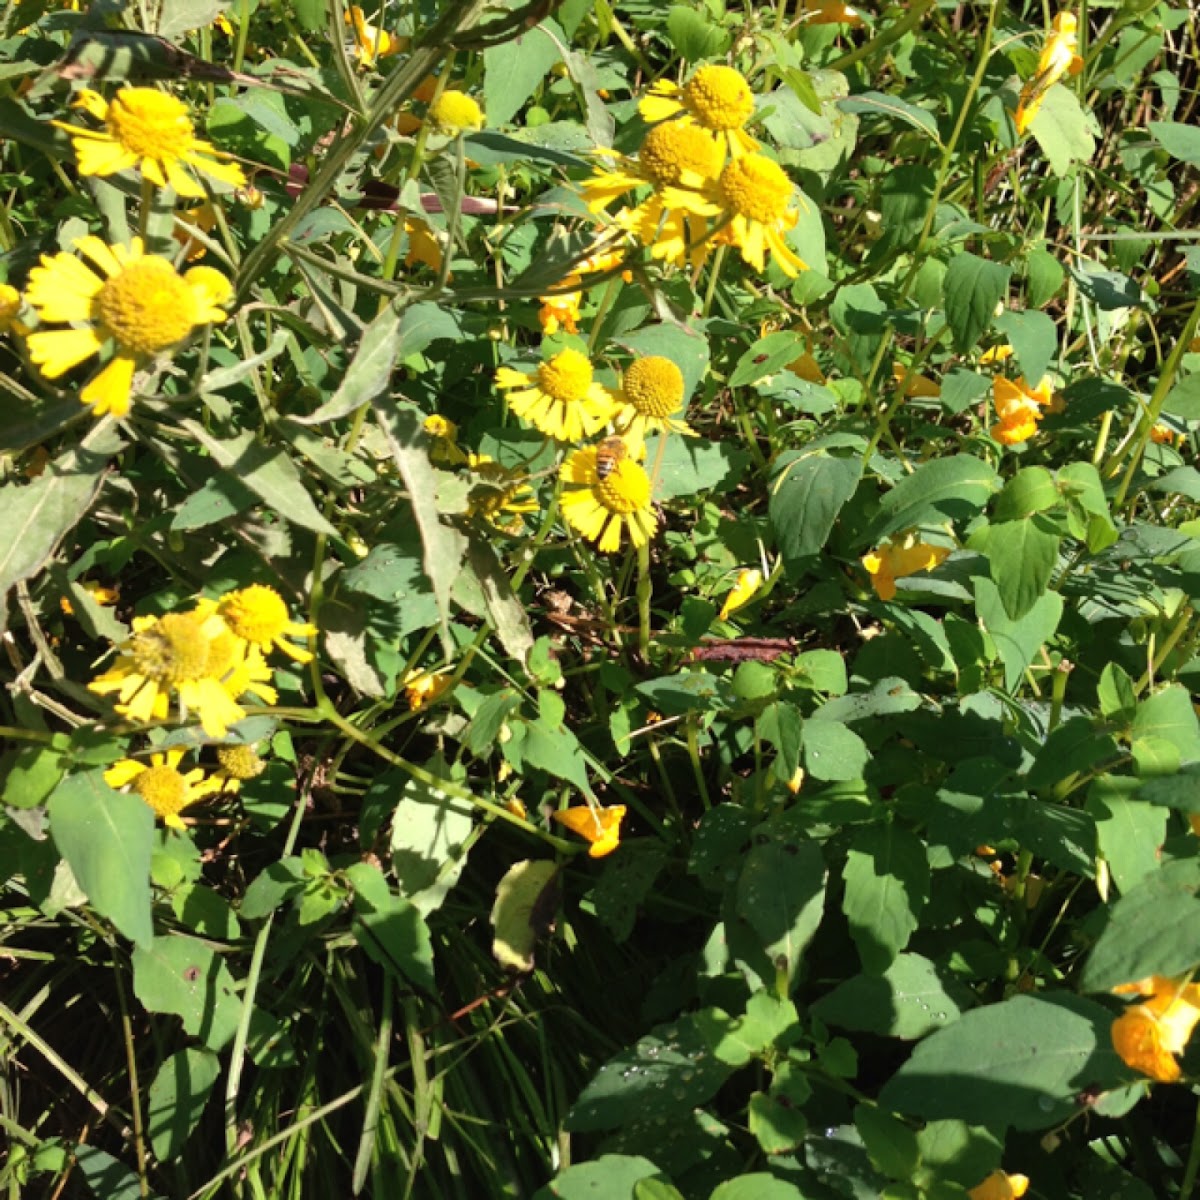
1150, 120, 1200, 165
696, 992, 799, 1067
1028, 85, 1098, 176
666, 5, 730, 60
372, 402, 467, 656
1087, 777, 1166, 895
483, 18, 565, 126
146, 1048, 220, 1163
973, 515, 1060, 621
733, 836, 826, 990
1025, 717, 1118, 791
915, 1121, 1002, 1189
993, 466, 1058, 521
1025, 244, 1065, 308
520, 712, 594, 797
974, 578, 1063, 692
1, 744, 67, 809
994, 309, 1057, 384
812, 953, 968, 1041
943, 252, 1011, 354
855, 1104, 920, 1181
1081, 857, 1200, 991
593, 842, 668, 942
842, 823, 929, 974
293, 303, 399, 426
48, 770, 153, 949
462, 538, 535, 665
0, 423, 123, 613
880, 994, 1124, 1130
339, 536, 440, 638
239, 858, 305, 919
535, 1156, 661, 1199
730, 331, 807, 388
464, 129, 589, 168
178, 423, 338, 537
388, 773, 475, 916
839, 91, 941, 143
346, 861, 436, 992
491, 859, 560, 973
566, 1014, 734, 1132
1098, 663, 1137, 724
1161, 374, 1200, 420
1132, 685, 1200, 763
870, 454, 999, 541
132, 935, 242, 1050
634, 1181, 686, 1200
803, 719, 868, 782
710, 1177, 805, 1200
770, 443, 863, 565
70, 1146, 152, 1200
644, 434, 750, 499
815, 677, 923, 724
748, 1065, 811, 1154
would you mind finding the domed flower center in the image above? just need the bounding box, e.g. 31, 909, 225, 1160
218, 584, 289, 646
106, 89, 196, 159
623, 356, 684, 416
96, 258, 198, 355
132, 765, 187, 818
638, 121, 721, 187
719, 154, 793, 224
430, 89, 483, 131
596, 458, 651, 514
681, 65, 755, 131
537, 349, 593, 403
217, 744, 266, 780
128, 612, 212, 683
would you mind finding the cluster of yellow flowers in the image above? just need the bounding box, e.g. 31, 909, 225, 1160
89, 584, 315, 738
580, 64, 807, 277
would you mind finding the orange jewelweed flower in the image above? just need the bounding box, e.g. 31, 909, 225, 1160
1014, 12, 1084, 136
552, 804, 626, 857
1112, 975, 1200, 1083
718, 568, 764, 620
968, 1172, 1030, 1200
861, 534, 951, 601
991, 375, 1055, 445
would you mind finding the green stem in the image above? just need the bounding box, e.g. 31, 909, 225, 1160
636, 539, 652, 659
112, 958, 150, 1198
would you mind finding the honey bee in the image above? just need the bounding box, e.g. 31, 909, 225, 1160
595, 436, 629, 480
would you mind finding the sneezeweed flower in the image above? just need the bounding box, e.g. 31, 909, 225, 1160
1014, 12, 1084, 135
404, 668, 453, 711
424, 414, 469, 466
495, 348, 616, 442
89, 610, 247, 737
429, 89, 484, 133
639, 64, 759, 160
1112, 975, 1200, 1083
560, 444, 657, 552
211, 743, 268, 793
0, 282, 25, 334
207, 626, 278, 706
861, 534, 951, 601
24, 236, 232, 418
991, 375, 1055, 446
55, 87, 246, 197
105, 748, 220, 831
214, 585, 317, 664
719, 568, 764, 621
665, 153, 808, 277
467, 454, 539, 535
345, 5, 401, 66
552, 804, 626, 857
611, 355, 695, 442
968, 1172, 1030, 1200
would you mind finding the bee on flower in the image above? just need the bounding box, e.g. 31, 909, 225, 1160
560, 443, 657, 552
1013, 12, 1084, 136
494, 347, 616, 442
54, 87, 246, 197
105, 748, 221, 831
639, 64, 760, 161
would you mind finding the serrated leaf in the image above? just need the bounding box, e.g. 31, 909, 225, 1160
975, 515, 1060, 620
491, 859, 560, 973
943, 253, 1011, 353
48, 770, 153, 948
880, 994, 1125, 1129
1150, 120, 1200, 165
842, 823, 929, 973
974, 578, 1063, 692
1087, 777, 1166, 895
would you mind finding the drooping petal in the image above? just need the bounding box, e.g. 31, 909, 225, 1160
26, 327, 105, 378
81, 353, 138, 417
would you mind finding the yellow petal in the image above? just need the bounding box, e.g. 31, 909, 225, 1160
27, 327, 105, 378
81, 354, 137, 417
719, 568, 764, 620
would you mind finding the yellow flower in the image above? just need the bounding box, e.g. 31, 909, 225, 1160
968, 1172, 1030, 1200
861, 534, 951, 601
800, 1, 864, 24
892, 362, 940, 398
211, 743, 268, 793
467, 453, 539, 535
1014, 12, 1084, 135
429, 89, 483, 133
207, 626, 278, 706
580, 122, 722, 268
611, 355, 695, 442
214, 585, 317, 664
345, 5, 401, 66
787, 767, 805, 794
639, 64, 759, 160
55, 87, 246, 198
719, 568, 764, 620
89, 610, 247, 737
60, 580, 120, 617
552, 804, 626, 857
538, 279, 583, 336
105, 748, 220, 831
991, 375, 1054, 446
980, 343, 1015, 366
404, 668, 453, 710
24, 236, 231, 419
1112, 975, 1200, 1083
405, 217, 445, 273
173, 201, 218, 262
664, 153, 807, 277
560, 444, 657, 553
1151, 422, 1183, 447
0, 282, 25, 334
424, 413, 469, 466
495, 348, 616, 442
